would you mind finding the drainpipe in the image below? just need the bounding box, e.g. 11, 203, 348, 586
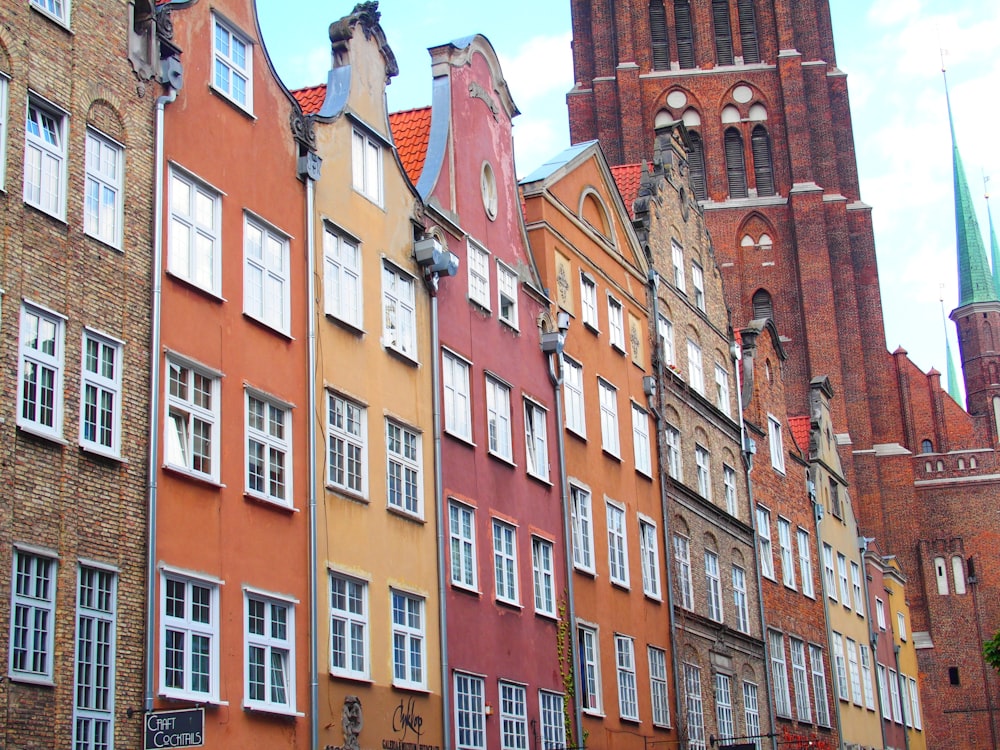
812, 476, 845, 750
305, 172, 320, 750
144, 81, 178, 714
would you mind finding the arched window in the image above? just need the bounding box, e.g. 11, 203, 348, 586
751, 124, 775, 197
921, 439, 933, 454
724, 127, 748, 198
958, 458, 966, 470
934, 557, 949, 595
752, 289, 773, 321
737, 0, 760, 63
971, 456, 978, 469
712, 0, 734, 65
649, 1, 670, 71
674, 1, 695, 69
687, 131, 707, 200
953, 557, 967, 594
936, 460, 944, 472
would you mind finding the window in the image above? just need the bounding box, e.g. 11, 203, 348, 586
705, 551, 723, 622
79, 330, 122, 456
532, 537, 556, 617
467, 241, 491, 309
743, 682, 760, 749
24, 98, 67, 217
649, 0, 670, 70
84, 129, 124, 247
837, 553, 851, 609
877, 664, 890, 719
243, 216, 289, 332
875, 598, 886, 629
246, 392, 291, 506
934, 556, 949, 595
524, 400, 549, 479
455, 672, 485, 750
859, 643, 875, 710
737, 0, 760, 63
486, 376, 513, 458
687, 339, 704, 394
563, 356, 586, 436
0, 75, 7, 190
329, 573, 367, 679
898, 611, 907, 641
632, 404, 652, 476
712, 0, 734, 64
850, 562, 863, 615
714, 364, 730, 416
598, 379, 620, 456
695, 444, 711, 498
73, 566, 116, 749
497, 261, 518, 328
692, 263, 706, 310
327, 392, 366, 496
31, 0, 69, 23
666, 424, 682, 479
674, 534, 693, 610
829, 479, 842, 517
769, 631, 791, 716
908, 676, 922, 730
169, 168, 220, 293
790, 638, 811, 722
715, 673, 734, 740
832, 633, 848, 701
809, 644, 831, 726
212, 14, 252, 109
352, 128, 382, 204
493, 519, 519, 604
615, 635, 639, 721
382, 263, 416, 357
752, 289, 773, 321
18, 303, 65, 438
684, 663, 706, 750
756, 506, 774, 579
639, 518, 661, 598
607, 501, 629, 587
732, 565, 749, 633
443, 352, 472, 440
391, 590, 425, 689
578, 625, 602, 713
245, 592, 294, 713
724, 127, 748, 198
658, 314, 675, 366
649, 646, 671, 726
323, 226, 363, 327
797, 529, 814, 597
449, 501, 477, 590
10, 550, 57, 681
161, 572, 219, 701
539, 690, 567, 749
723, 465, 737, 515
953, 555, 967, 594
571, 486, 595, 572
499, 681, 528, 750
778, 518, 795, 589
688, 130, 707, 200
888, 668, 903, 724
165, 357, 219, 481
823, 544, 836, 601
386, 420, 421, 516
580, 273, 598, 329
608, 296, 625, 351
751, 125, 775, 197
671, 241, 686, 292
768, 415, 785, 472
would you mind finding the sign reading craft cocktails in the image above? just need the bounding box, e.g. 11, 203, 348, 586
144, 707, 205, 749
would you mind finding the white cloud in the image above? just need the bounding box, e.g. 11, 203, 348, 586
498, 32, 573, 105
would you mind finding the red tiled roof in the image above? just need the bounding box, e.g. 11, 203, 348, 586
389, 107, 432, 184
292, 84, 327, 116
788, 415, 811, 454
611, 163, 644, 219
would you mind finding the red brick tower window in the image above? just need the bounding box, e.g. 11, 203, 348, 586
688, 131, 707, 200
737, 0, 760, 63
751, 125, 775, 196
649, 1, 670, 71
712, 0, 734, 65
724, 128, 748, 198
673, 1, 696, 69
752, 289, 773, 322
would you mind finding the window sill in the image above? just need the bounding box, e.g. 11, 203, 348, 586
611, 343, 627, 356
329, 671, 373, 685
83, 230, 123, 254
163, 464, 225, 489
243, 312, 293, 340
208, 84, 256, 120
451, 582, 482, 597
499, 318, 519, 333
325, 313, 366, 337
635, 468, 653, 481
565, 427, 587, 442
17, 422, 68, 446
495, 598, 522, 611
326, 485, 369, 505
391, 682, 430, 694
383, 343, 419, 367
158, 692, 228, 707
526, 471, 552, 487
573, 564, 597, 578
24, 199, 67, 225
582, 708, 606, 719
467, 297, 492, 316
583, 322, 600, 336
535, 609, 558, 622
488, 450, 516, 468
29, 2, 73, 31
601, 448, 622, 462
243, 703, 303, 718
610, 579, 631, 592
643, 592, 663, 604
80, 443, 127, 463
166, 270, 226, 303
387, 505, 426, 524
244, 492, 299, 513
8, 672, 55, 687
444, 429, 476, 448
619, 715, 641, 725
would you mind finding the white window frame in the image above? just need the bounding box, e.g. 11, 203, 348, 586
327, 392, 366, 497
714, 364, 730, 416
705, 550, 723, 622
743, 681, 760, 749
875, 598, 886, 630
524, 399, 549, 480
639, 517, 661, 599
455, 672, 486, 750
467, 240, 491, 310
578, 624, 602, 714
386, 419, 422, 517
449, 501, 478, 591
769, 630, 791, 717
352, 128, 383, 205
531, 536, 556, 617
615, 635, 639, 721
539, 690, 567, 749
79, 329, 123, 457
823, 544, 837, 601
898, 611, 907, 641
571, 485, 595, 573
160, 570, 220, 702
684, 663, 705, 750
797, 528, 815, 597
851, 561, 864, 615
674, 534, 693, 610
631, 403, 652, 476
732, 564, 750, 633
723, 464, 737, 515
877, 664, 891, 719
607, 295, 625, 352
687, 339, 704, 394
443, 351, 472, 441
563, 355, 586, 437
810, 644, 831, 726
778, 518, 796, 589
486, 375, 513, 460
0, 74, 8, 191
848, 640, 863, 707
832, 632, 848, 701
695, 444, 711, 499
768, 415, 785, 473
908, 676, 922, 730
692, 262, 706, 310
243, 589, 295, 714
329, 572, 368, 679
837, 553, 851, 610
17, 302, 65, 439
245, 389, 292, 507
580, 273, 598, 329
24, 96, 68, 218
164, 356, 220, 482
888, 667, 903, 723
212, 13, 253, 111
606, 500, 629, 587
671, 241, 686, 292
497, 260, 519, 329
493, 519, 519, 605
658, 314, 675, 366
323, 225, 363, 328
598, 378, 620, 457
382, 261, 417, 358
756, 506, 774, 579
243, 213, 290, 334
168, 166, 221, 295
859, 642, 875, 710
665, 423, 682, 479
715, 673, 734, 740
649, 645, 671, 727
790, 637, 811, 722
499, 680, 528, 750
10, 548, 57, 683
84, 128, 124, 248
390, 589, 425, 689
73, 564, 117, 749
30, 0, 70, 25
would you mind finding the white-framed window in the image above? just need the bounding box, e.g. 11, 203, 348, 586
608, 296, 625, 351
0, 75, 7, 191
467, 240, 491, 310
649, 645, 671, 727
18, 302, 65, 438
580, 273, 598, 329
391, 590, 425, 689
769, 630, 791, 717
723, 464, 737, 515
797, 528, 814, 597
246, 391, 291, 506
499, 681, 528, 750
386, 419, 421, 517
329, 572, 368, 679
606, 501, 629, 587
714, 364, 730, 416
705, 550, 723, 622
732, 565, 749, 633
715, 673, 734, 740
692, 262, 706, 310
671, 241, 686, 292
79, 329, 122, 456
848, 639, 863, 705
30, 0, 70, 24
160, 571, 219, 701
449, 501, 477, 590
859, 642, 875, 710
632, 403, 652, 476
352, 128, 382, 205
768, 415, 785, 473
756, 506, 774, 579
579, 624, 602, 713
743, 682, 760, 749
639, 518, 661, 598
674, 534, 693, 610
837, 553, 851, 609
684, 663, 705, 750
212, 14, 252, 110
832, 632, 848, 701
687, 339, 704, 394
165, 357, 220, 482
244, 591, 294, 713
778, 518, 795, 589
486, 376, 513, 459
598, 378, 620, 456
524, 399, 549, 479
850, 562, 864, 615
73, 565, 116, 749
24, 97, 67, 218
244, 215, 290, 333
790, 637, 811, 722
810, 644, 831, 726
539, 690, 567, 749
908, 676, 922, 730
382, 262, 416, 357
563, 356, 586, 436
875, 598, 886, 630
84, 129, 124, 248
10, 549, 57, 682
532, 536, 556, 617
877, 664, 891, 719
323, 225, 363, 327
168, 167, 221, 294
493, 519, 519, 604
455, 672, 486, 750
658, 314, 675, 366
327, 392, 366, 496
823, 544, 836, 601
888, 668, 903, 723
442, 351, 472, 441
695, 444, 711, 498
571, 486, 595, 572
497, 261, 519, 328
897, 611, 907, 641
665, 424, 682, 479
615, 635, 639, 721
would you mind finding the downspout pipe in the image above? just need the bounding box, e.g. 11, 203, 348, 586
306, 173, 320, 750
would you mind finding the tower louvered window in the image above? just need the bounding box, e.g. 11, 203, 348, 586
752, 290, 773, 321
737, 0, 760, 63
713, 0, 734, 66
650, 2, 670, 71
674, 1, 695, 69
724, 128, 748, 198
751, 124, 775, 196
688, 131, 707, 200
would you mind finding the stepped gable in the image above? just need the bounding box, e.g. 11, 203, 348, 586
388, 106, 432, 183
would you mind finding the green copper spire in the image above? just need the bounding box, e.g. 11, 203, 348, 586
945, 70, 998, 306
941, 295, 962, 404
988, 181, 1000, 297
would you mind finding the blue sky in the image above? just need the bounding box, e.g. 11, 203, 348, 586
256, 0, 999, 388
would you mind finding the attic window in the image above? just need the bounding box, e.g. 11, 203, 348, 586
752, 289, 772, 321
